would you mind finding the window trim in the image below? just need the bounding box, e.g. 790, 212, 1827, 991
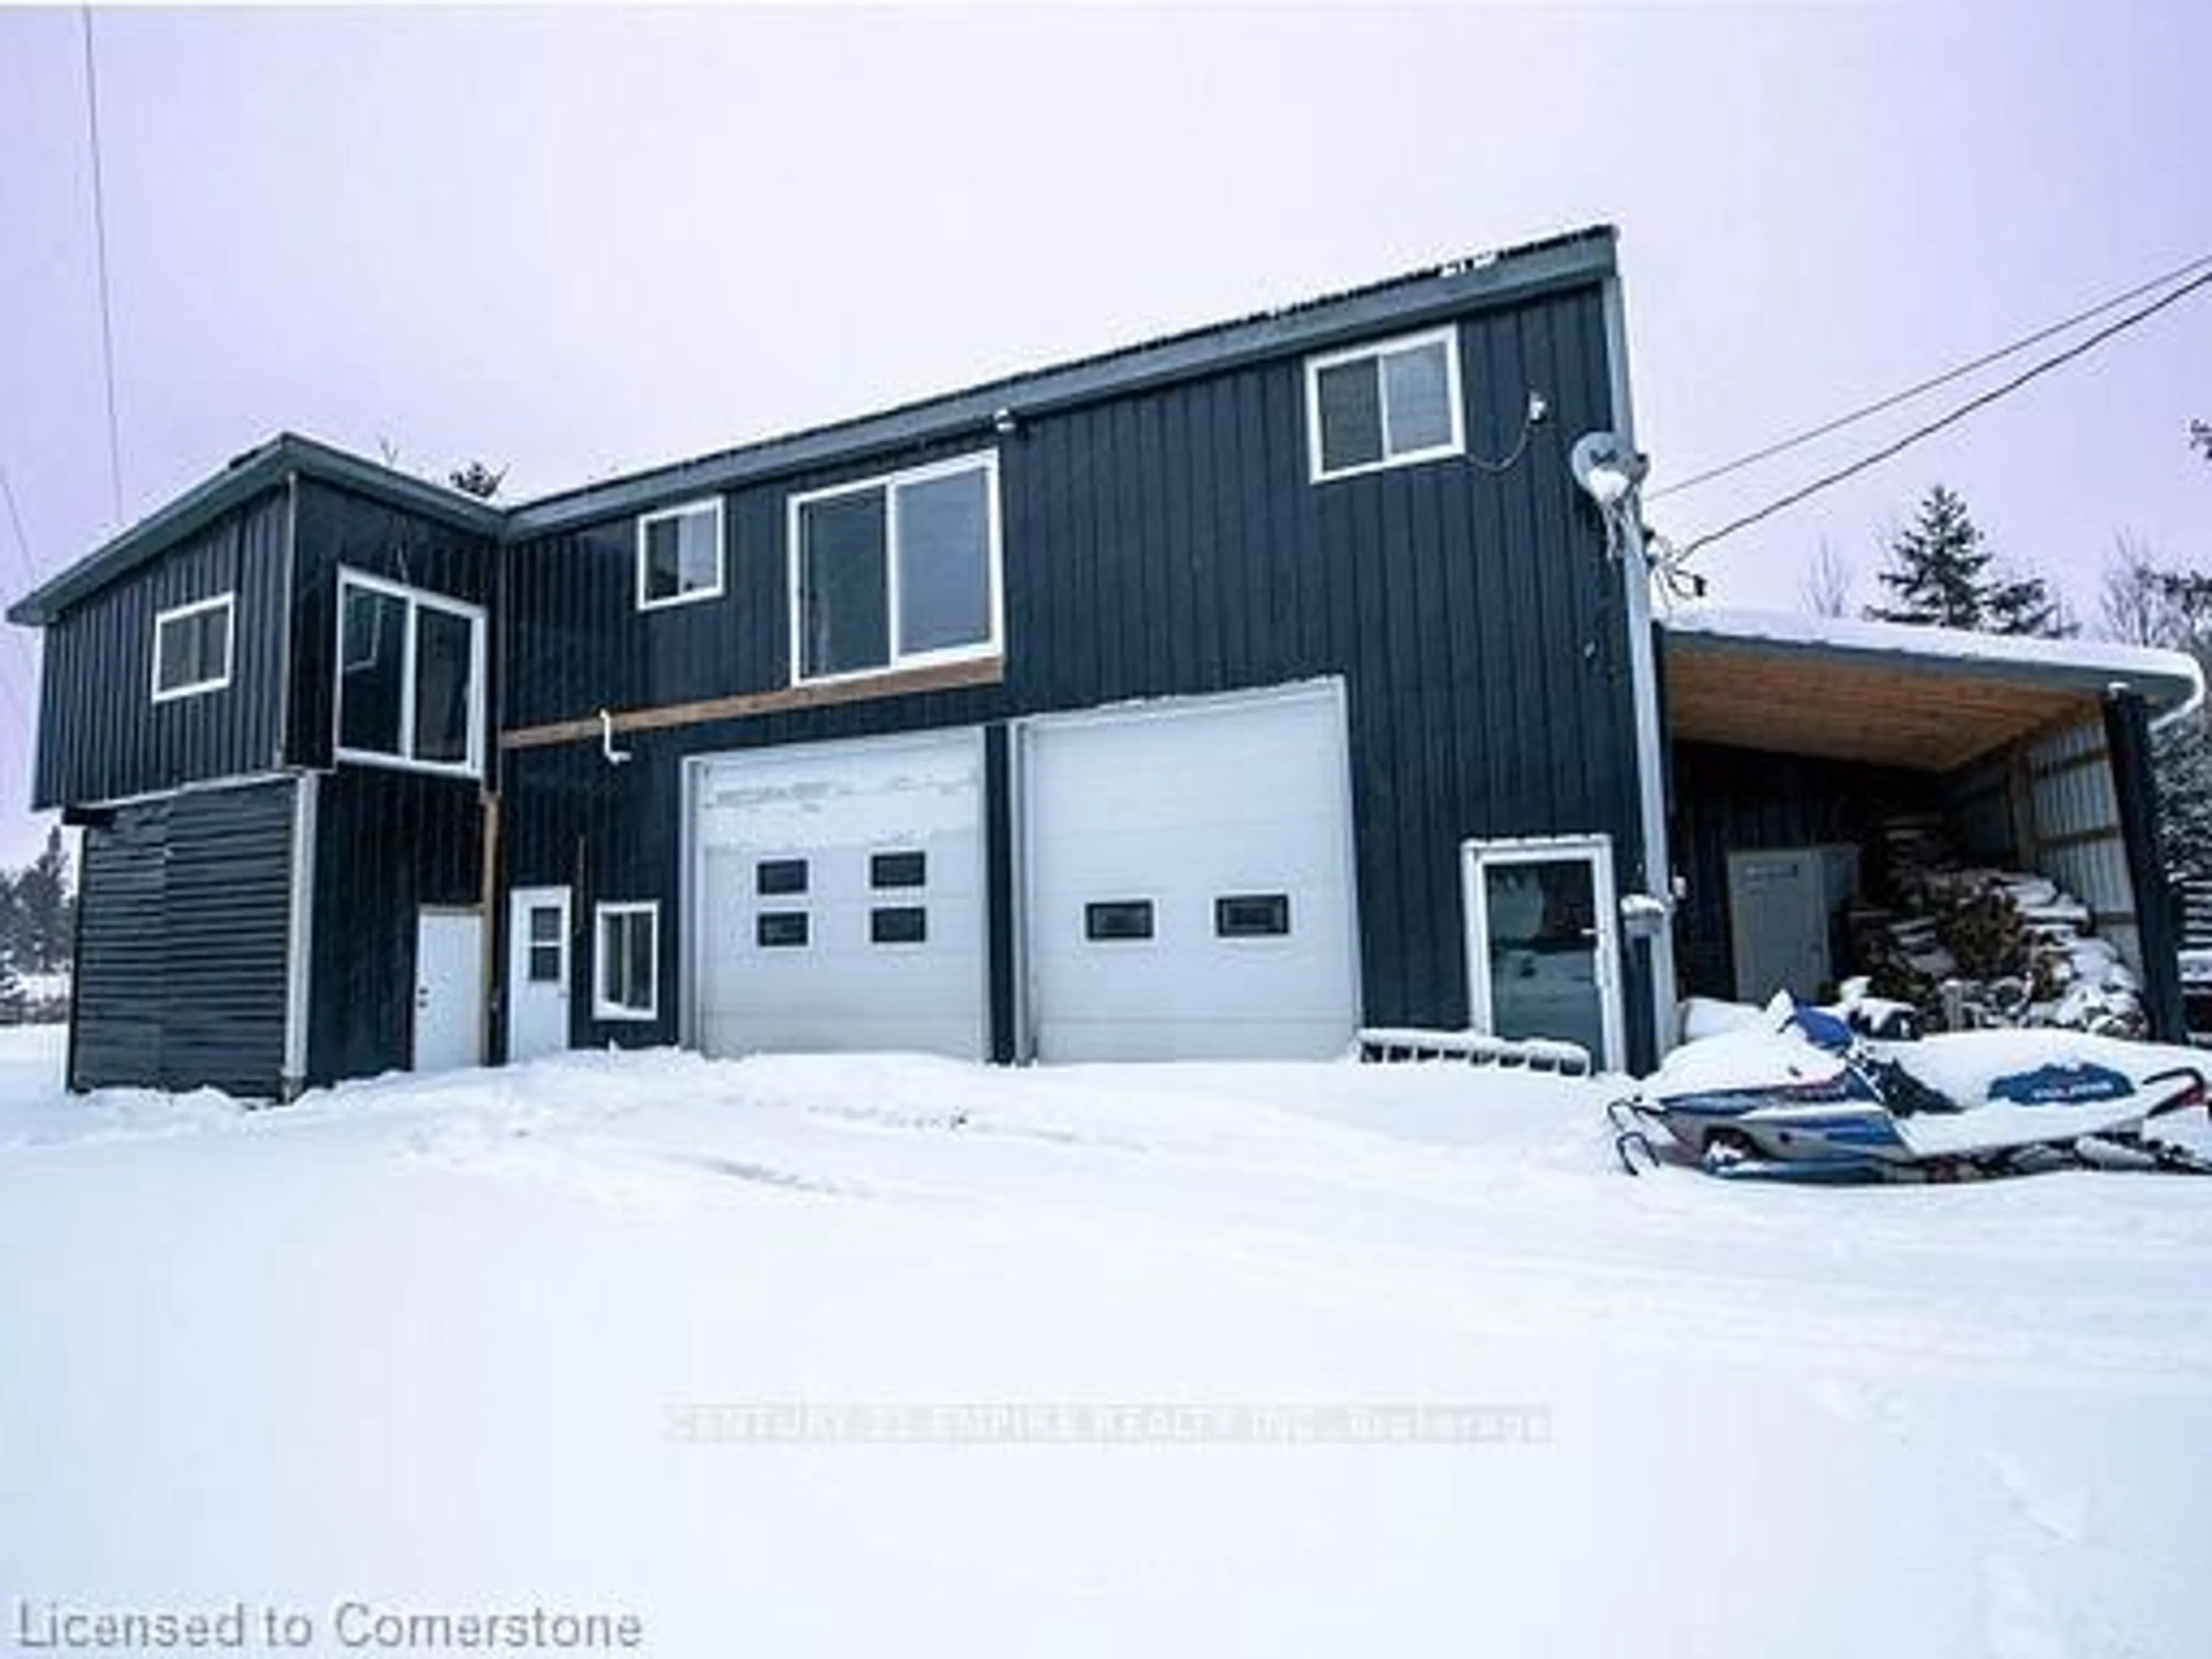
592, 900, 660, 1022
786, 450, 1004, 688
332, 568, 487, 780
1304, 325, 1466, 483
149, 591, 236, 704
635, 497, 726, 613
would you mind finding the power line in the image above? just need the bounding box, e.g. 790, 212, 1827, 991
80, 6, 123, 523
1649, 249, 2212, 502
1673, 264, 2212, 562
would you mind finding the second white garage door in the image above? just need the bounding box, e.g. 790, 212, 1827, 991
692, 729, 987, 1059
1022, 681, 1361, 1061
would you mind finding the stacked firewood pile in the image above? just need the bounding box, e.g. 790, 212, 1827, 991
1851, 815, 2145, 1037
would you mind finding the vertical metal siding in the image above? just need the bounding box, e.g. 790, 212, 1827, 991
307, 768, 486, 1086
500, 282, 1642, 1040
71, 779, 296, 1097
2025, 718, 2141, 973
286, 479, 496, 770
32, 488, 289, 809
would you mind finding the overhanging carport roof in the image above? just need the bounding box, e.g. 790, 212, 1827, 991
1661, 608, 2203, 774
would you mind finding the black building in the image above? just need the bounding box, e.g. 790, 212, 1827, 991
10, 226, 2196, 1097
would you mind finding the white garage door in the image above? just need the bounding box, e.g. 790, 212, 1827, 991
692, 729, 987, 1058
1023, 681, 1361, 1061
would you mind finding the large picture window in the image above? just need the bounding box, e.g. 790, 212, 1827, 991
593, 902, 658, 1021
150, 592, 235, 703
335, 571, 484, 777
637, 498, 725, 611
789, 453, 1001, 684
1305, 327, 1464, 482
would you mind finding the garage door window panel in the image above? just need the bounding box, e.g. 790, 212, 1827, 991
756, 858, 809, 896
594, 903, 658, 1021
791, 453, 1000, 685
871, 851, 927, 889
871, 906, 927, 945
1216, 893, 1292, 938
757, 911, 810, 948
1086, 900, 1156, 942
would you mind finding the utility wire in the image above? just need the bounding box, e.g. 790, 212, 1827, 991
0, 463, 48, 691
80, 6, 123, 523
1649, 249, 2212, 502
1673, 265, 2212, 563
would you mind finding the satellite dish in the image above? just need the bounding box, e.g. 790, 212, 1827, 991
1569, 430, 1643, 503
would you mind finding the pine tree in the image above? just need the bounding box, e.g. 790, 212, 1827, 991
1865, 484, 2073, 636
14, 827, 72, 975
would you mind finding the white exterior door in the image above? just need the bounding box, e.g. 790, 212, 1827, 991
507, 885, 572, 1062
1022, 681, 1361, 1061
691, 730, 987, 1058
1462, 836, 1623, 1071
414, 909, 483, 1071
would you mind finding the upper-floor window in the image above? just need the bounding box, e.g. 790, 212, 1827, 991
335, 570, 484, 778
150, 592, 234, 703
789, 452, 1001, 684
637, 498, 725, 611
1305, 327, 1464, 482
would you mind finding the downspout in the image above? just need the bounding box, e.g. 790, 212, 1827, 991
1600, 269, 1680, 1065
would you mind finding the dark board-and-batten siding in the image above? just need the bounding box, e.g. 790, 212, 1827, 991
71, 778, 297, 1097
500, 279, 1648, 1046
33, 487, 290, 810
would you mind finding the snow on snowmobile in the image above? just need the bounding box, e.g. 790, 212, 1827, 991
1609, 992, 2212, 1182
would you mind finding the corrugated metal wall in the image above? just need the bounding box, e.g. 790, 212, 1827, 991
501, 281, 1647, 1047
287, 478, 495, 770
307, 770, 486, 1087
71, 778, 296, 1097
2027, 718, 2142, 974
33, 488, 290, 809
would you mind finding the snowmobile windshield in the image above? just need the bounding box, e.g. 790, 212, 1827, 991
1787, 1003, 1855, 1055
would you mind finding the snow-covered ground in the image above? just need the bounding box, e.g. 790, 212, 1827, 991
2, 1025, 2209, 1657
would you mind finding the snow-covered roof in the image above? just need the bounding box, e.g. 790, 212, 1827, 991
1661, 606, 2202, 771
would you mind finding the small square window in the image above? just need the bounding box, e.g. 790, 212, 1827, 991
637, 499, 724, 611
757, 911, 810, 948
1306, 328, 1464, 482
756, 858, 809, 896
870, 851, 926, 889
1215, 893, 1292, 938
593, 903, 658, 1021
527, 943, 562, 984
1085, 900, 1155, 942
870, 906, 927, 944
151, 593, 234, 702
528, 905, 562, 944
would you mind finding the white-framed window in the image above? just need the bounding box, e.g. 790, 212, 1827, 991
150, 592, 235, 703
593, 901, 658, 1021
334, 570, 485, 778
788, 451, 1002, 685
637, 498, 725, 611
1304, 326, 1465, 482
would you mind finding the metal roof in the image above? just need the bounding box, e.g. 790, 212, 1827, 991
7, 225, 1619, 626
5, 433, 505, 627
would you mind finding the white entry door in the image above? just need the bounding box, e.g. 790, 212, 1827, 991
1726, 848, 1830, 1003
414, 908, 484, 1071
507, 885, 573, 1062
1462, 836, 1623, 1071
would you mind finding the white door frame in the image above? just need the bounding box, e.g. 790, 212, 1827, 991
1461, 833, 1624, 1071
507, 885, 573, 1061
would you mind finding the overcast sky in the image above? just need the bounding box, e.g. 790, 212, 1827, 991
2, 2, 2207, 868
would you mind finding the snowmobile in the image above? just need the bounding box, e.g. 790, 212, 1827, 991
1609, 993, 2212, 1182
